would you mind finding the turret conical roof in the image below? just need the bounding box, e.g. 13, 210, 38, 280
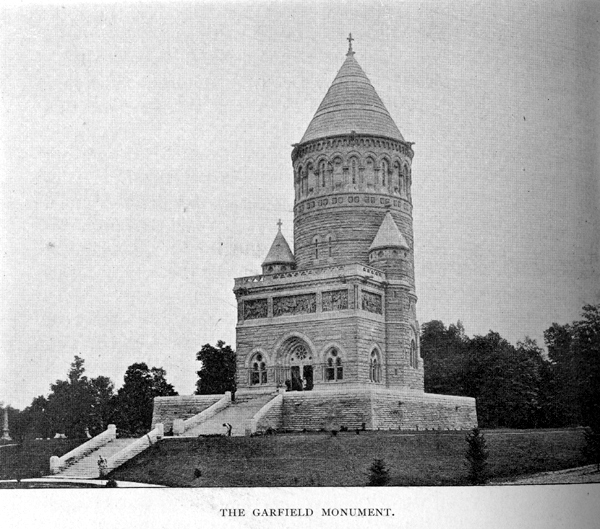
262, 223, 295, 266
370, 211, 409, 252
300, 49, 404, 144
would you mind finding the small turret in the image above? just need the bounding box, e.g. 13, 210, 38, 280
369, 211, 409, 276
262, 220, 296, 274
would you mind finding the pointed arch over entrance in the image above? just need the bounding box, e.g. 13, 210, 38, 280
274, 333, 316, 391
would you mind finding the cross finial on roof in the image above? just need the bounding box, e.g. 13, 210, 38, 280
347, 33, 355, 56
277, 219, 282, 231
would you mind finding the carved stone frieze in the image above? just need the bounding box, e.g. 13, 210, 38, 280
322, 289, 348, 312
362, 290, 383, 314
244, 298, 268, 320
273, 293, 317, 317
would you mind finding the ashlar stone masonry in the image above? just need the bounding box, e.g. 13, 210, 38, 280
232, 39, 477, 429
153, 38, 477, 433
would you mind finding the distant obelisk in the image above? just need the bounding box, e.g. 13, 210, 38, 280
2, 407, 12, 441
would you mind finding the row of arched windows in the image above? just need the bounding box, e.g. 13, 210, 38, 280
296, 156, 411, 199
248, 343, 419, 386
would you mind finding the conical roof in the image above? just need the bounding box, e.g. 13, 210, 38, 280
369, 212, 409, 252
262, 224, 295, 266
300, 49, 404, 143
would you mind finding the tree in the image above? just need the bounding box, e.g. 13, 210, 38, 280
571, 304, 600, 429
543, 322, 581, 426
465, 427, 489, 485
45, 356, 116, 438
420, 320, 469, 396
367, 458, 390, 486
543, 304, 600, 429
196, 341, 237, 395
422, 321, 551, 428
89, 376, 116, 432
113, 363, 178, 434
18, 396, 52, 439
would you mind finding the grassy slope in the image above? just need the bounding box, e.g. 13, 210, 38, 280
0, 439, 84, 480
108, 428, 588, 487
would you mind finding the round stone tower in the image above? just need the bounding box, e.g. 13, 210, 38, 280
292, 39, 415, 291
291, 38, 422, 390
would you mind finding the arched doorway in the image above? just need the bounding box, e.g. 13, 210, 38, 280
275, 336, 315, 391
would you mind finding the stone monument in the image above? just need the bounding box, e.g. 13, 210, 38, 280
2, 407, 12, 441
230, 37, 477, 430
152, 37, 477, 433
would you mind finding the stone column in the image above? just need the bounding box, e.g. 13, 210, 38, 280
2, 408, 12, 441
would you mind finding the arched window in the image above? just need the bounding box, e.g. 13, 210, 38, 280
381, 160, 388, 187
402, 164, 409, 198
396, 163, 403, 195
306, 163, 314, 194
250, 353, 267, 385
392, 162, 400, 194
370, 350, 381, 383
332, 156, 343, 188
296, 166, 302, 197
325, 349, 343, 381
314, 238, 319, 260
320, 161, 326, 187
327, 235, 332, 258
410, 340, 418, 368
351, 158, 357, 184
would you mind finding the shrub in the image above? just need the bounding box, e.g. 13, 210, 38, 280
465, 427, 489, 485
105, 479, 118, 488
367, 458, 390, 486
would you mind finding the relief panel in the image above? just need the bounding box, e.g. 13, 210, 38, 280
273, 293, 317, 317
362, 290, 383, 314
322, 289, 349, 312
244, 298, 268, 320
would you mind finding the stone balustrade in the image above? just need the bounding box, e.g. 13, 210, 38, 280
247, 391, 284, 434
105, 423, 164, 472
234, 263, 386, 290
179, 392, 232, 435
50, 424, 116, 474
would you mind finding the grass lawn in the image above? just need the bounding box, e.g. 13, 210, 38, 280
0, 439, 84, 480
107, 428, 588, 487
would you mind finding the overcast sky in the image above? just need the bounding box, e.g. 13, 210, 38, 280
1, 0, 598, 409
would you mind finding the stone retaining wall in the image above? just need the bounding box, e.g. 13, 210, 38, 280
151, 395, 222, 431
372, 391, 477, 430
153, 389, 477, 434
281, 388, 476, 431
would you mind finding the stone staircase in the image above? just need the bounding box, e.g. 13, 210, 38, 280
53, 438, 135, 479
184, 394, 276, 437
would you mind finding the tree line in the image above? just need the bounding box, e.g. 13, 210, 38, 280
3, 357, 177, 441
420, 304, 600, 430
3, 304, 598, 439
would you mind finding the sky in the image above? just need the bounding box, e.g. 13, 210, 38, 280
1, 0, 598, 409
